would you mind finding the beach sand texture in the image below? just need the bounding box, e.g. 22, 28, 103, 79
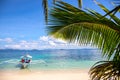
0, 69, 90, 80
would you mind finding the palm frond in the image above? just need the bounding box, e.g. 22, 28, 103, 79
42, 0, 48, 23
53, 0, 61, 4
103, 5, 120, 18
89, 61, 120, 80
94, 0, 120, 25
42, 0, 83, 23
47, 1, 120, 80
42, 0, 61, 23
47, 1, 120, 59
112, 0, 120, 5
78, 0, 82, 8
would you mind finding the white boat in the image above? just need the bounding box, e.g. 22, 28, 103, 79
19, 54, 32, 69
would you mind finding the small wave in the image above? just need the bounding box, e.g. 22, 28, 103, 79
31, 59, 46, 64
0, 59, 46, 65
0, 59, 19, 64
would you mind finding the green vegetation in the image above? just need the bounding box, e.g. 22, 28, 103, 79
103, 0, 120, 17
46, 1, 120, 80
42, 0, 82, 23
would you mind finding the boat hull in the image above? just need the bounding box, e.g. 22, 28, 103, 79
18, 62, 30, 69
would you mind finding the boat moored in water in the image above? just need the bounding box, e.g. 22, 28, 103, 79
19, 54, 32, 69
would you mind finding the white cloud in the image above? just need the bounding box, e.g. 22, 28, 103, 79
49, 41, 56, 46
0, 38, 13, 43
21, 40, 27, 43
4, 41, 39, 50
39, 36, 67, 44
5, 44, 21, 49
56, 39, 67, 44
1, 36, 93, 50
39, 36, 49, 41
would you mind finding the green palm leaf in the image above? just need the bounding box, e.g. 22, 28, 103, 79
102, 0, 120, 17
47, 1, 120, 80
78, 0, 82, 8
89, 61, 120, 80
42, 0, 82, 23
103, 5, 120, 18
47, 1, 120, 60
42, 0, 48, 23
94, 1, 120, 25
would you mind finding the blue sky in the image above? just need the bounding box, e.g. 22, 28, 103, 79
0, 0, 118, 50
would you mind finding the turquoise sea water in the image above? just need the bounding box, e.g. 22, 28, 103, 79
0, 49, 102, 70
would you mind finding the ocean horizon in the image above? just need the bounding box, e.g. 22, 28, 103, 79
0, 49, 103, 71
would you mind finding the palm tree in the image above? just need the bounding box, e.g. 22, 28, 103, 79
42, 0, 120, 23
42, 0, 82, 23
46, 1, 120, 80
103, 0, 120, 17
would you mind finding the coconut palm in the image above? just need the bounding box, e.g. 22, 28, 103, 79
46, 1, 120, 80
90, 60, 120, 80
42, 0, 82, 23
103, 0, 120, 17
42, 0, 120, 23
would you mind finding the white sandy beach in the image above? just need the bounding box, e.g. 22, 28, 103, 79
0, 69, 90, 80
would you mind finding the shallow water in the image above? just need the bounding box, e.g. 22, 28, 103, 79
0, 49, 102, 70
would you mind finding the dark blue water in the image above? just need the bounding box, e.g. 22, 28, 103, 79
0, 49, 102, 70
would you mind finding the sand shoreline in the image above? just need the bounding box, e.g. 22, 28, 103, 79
0, 69, 90, 80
